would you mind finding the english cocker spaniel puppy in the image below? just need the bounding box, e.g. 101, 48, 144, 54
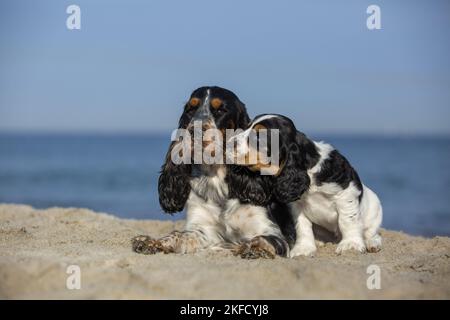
132, 87, 294, 258
230, 114, 383, 257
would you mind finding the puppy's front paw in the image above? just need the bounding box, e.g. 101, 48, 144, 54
289, 242, 317, 258
365, 235, 382, 253
233, 236, 276, 259
131, 235, 168, 255
336, 238, 366, 255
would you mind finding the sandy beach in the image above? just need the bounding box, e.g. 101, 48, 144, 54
0, 203, 449, 299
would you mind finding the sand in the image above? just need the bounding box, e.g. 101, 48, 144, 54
0, 203, 449, 299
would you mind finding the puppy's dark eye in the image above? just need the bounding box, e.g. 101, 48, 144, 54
215, 107, 226, 114
213, 108, 228, 118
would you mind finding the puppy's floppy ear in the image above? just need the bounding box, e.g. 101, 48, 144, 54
235, 99, 251, 129
273, 143, 310, 203
158, 142, 191, 213
226, 165, 273, 206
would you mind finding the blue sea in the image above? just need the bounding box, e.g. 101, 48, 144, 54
0, 133, 449, 237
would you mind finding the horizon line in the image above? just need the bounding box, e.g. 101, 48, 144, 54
0, 130, 450, 139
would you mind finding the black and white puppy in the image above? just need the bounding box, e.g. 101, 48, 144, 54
132, 87, 293, 258
230, 114, 383, 257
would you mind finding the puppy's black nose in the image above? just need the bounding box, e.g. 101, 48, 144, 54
187, 120, 212, 134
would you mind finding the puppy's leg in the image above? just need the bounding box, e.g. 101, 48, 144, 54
362, 187, 383, 252
132, 229, 217, 254
335, 189, 366, 254
290, 213, 317, 257
133, 195, 224, 255
226, 204, 289, 259
363, 207, 382, 253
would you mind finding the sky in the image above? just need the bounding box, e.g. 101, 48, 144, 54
0, 0, 449, 135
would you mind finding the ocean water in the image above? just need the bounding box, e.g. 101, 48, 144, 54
0, 133, 449, 237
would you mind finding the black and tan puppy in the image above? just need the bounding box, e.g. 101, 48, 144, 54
132, 87, 293, 258
230, 114, 383, 257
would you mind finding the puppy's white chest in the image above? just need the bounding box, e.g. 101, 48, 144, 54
293, 187, 339, 233
221, 200, 273, 242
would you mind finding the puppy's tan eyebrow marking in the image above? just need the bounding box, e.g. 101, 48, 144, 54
253, 124, 266, 131
211, 98, 223, 109
189, 97, 200, 107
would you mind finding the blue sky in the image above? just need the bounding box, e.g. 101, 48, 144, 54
0, 0, 449, 134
